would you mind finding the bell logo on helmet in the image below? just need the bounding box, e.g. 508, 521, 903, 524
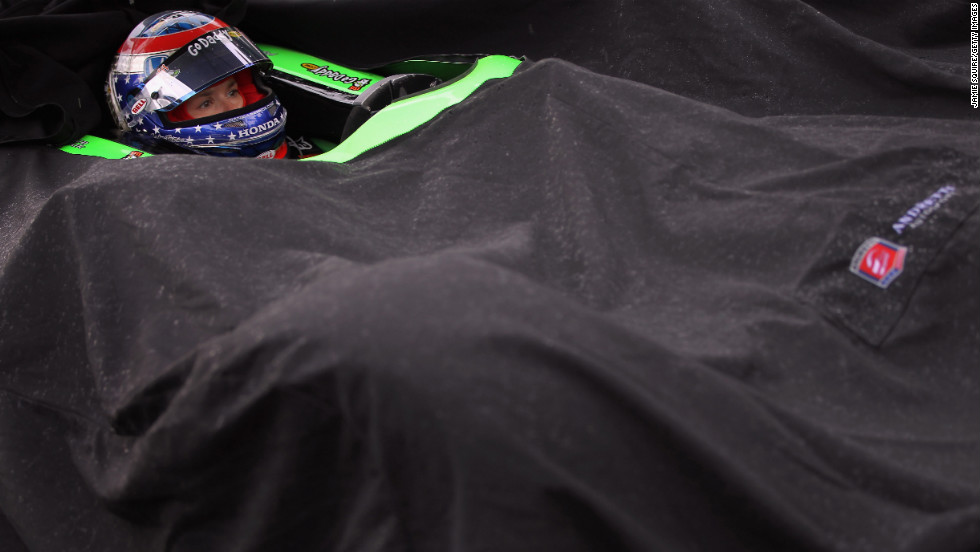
131, 98, 147, 115
849, 237, 907, 289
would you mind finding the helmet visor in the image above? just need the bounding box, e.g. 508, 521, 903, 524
124, 28, 270, 126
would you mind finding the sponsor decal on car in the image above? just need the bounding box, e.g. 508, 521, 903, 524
849, 237, 907, 288
300, 63, 371, 90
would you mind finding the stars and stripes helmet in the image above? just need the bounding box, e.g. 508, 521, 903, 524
107, 11, 287, 158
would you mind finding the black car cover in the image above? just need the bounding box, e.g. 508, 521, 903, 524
1, 1, 978, 551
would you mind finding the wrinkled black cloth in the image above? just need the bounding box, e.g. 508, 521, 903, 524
1, 1, 979, 551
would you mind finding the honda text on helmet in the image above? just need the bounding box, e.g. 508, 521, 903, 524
107, 10, 288, 158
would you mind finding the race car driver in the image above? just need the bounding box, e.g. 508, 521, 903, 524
106, 10, 302, 159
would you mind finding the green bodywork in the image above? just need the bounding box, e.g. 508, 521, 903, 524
59, 48, 522, 163
257, 44, 383, 97
304, 55, 521, 163
60, 135, 152, 159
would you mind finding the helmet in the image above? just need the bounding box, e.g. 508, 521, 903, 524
107, 11, 287, 158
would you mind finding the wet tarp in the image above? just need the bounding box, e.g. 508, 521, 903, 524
1, 1, 978, 550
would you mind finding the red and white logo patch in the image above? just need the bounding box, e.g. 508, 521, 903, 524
849, 237, 907, 288
131, 98, 147, 115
